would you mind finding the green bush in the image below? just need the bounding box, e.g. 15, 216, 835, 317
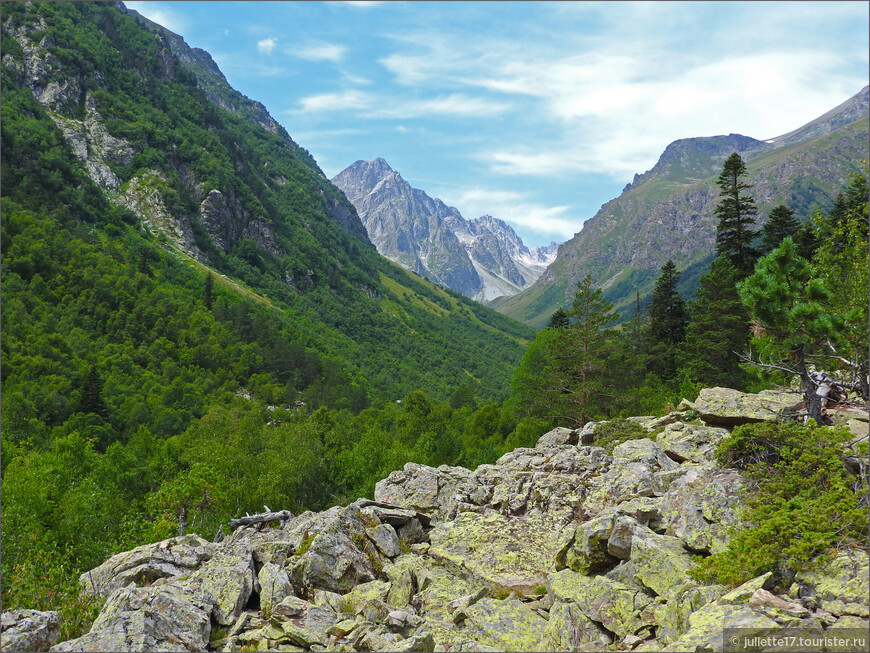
593, 419, 656, 454
691, 422, 867, 587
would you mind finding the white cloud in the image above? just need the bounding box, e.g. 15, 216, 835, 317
445, 188, 579, 240
295, 42, 347, 62
257, 38, 278, 55
296, 90, 373, 113
124, 2, 187, 34
373, 94, 511, 119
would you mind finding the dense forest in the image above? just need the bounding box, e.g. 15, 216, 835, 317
1, 0, 868, 644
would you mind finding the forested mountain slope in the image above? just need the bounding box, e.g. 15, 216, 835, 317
0, 1, 538, 627
492, 87, 870, 329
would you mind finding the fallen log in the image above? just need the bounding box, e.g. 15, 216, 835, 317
229, 509, 293, 530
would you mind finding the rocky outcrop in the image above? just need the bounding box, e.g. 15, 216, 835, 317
1, 610, 61, 653
18, 390, 867, 652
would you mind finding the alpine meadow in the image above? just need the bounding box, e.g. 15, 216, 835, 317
1, 3, 868, 652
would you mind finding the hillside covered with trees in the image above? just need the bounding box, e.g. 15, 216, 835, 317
1, 1, 867, 648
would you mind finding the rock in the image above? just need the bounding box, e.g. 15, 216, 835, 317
535, 427, 579, 447
184, 538, 256, 626
556, 513, 618, 573
656, 423, 730, 463
548, 571, 656, 638
79, 533, 215, 599
666, 602, 779, 651
366, 523, 402, 558
375, 463, 476, 520
1, 610, 61, 653
660, 467, 746, 553
344, 580, 392, 622
747, 589, 810, 617
51, 584, 211, 652
652, 584, 726, 644
428, 510, 571, 595
397, 518, 426, 545
356, 499, 432, 528
612, 438, 680, 472
794, 549, 870, 613
456, 598, 548, 652
284, 504, 381, 594
273, 595, 311, 618
583, 462, 660, 515
540, 601, 610, 650
630, 532, 696, 596
689, 387, 803, 426
392, 631, 436, 652
720, 572, 774, 605
258, 561, 293, 616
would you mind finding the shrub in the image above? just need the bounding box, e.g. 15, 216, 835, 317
593, 419, 656, 454
691, 422, 867, 587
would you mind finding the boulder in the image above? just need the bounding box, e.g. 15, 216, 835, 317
689, 387, 803, 425
79, 533, 215, 599
540, 601, 611, 651
656, 423, 730, 464
428, 510, 571, 595
392, 631, 436, 652
660, 467, 746, 553
284, 504, 381, 594
535, 427, 579, 447
257, 561, 293, 616
51, 584, 211, 652
374, 463, 477, 520
795, 549, 870, 614
629, 532, 696, 596
583, 462, 660, 515
184, 538, 256, 626
548, 571, 656, 638
611, 439, 680, 472
556, 513, 618, 574
719, 573, 774, 605
652, 584, 726, 644
456, 598, 548, 652
666, 602, 779, 651
1, 610, 61, 653
366, 523, 402, 558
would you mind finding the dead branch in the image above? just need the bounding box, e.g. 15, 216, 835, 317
230, 509, 293, 530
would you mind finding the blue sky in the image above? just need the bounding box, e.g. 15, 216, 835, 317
125, 1, 869, 248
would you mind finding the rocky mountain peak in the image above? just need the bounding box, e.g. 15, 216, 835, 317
332, 160, 560, 302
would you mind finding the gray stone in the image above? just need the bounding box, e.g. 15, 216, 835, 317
690, 387, 803, 426
535, 427, 579, 447
656, 422, 730, 463
1, 610, 61, 653
367, 523, 402, 558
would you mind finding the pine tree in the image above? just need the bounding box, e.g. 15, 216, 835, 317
679, 256, 750, 389
203, 272, 214, 310
759, 205, 799, 255
646, 260, 688, 379
547, 307, 570, 329
75, 364, 107, 417
714, 153, 758, 274
514, 276, 619, 426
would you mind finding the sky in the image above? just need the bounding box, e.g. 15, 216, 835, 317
124, 1, 869, 248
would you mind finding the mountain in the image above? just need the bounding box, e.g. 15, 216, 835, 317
332, 159, 558, 302
492, 86, 870, 329
1, 0, 533, 410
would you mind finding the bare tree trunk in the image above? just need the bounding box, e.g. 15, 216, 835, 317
178, 506, 188, 537
797, 350, 824, 425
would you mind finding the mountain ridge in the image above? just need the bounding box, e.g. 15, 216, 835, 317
494, 86, 870, 328
332, 158, 558, 302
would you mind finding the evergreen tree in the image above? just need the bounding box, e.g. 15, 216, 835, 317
547, 307, 570, 329
515, 276, 619, 427
203, 272, 214, 310
679, 256, 750, 389
74, 364, 107, 418
760, 205, 799, 255
714, 153, 758, 274
646, 260, 688, 379
738, 237, 842, 425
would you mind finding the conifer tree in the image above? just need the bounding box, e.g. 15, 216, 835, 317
759, 205, 799, 255
203, 272, 214, 310
714, 153, 758, 274
679, 256, 750, 389
646, 260, 688, 379
75, 364, 107, 417
547, 307, 570, 329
